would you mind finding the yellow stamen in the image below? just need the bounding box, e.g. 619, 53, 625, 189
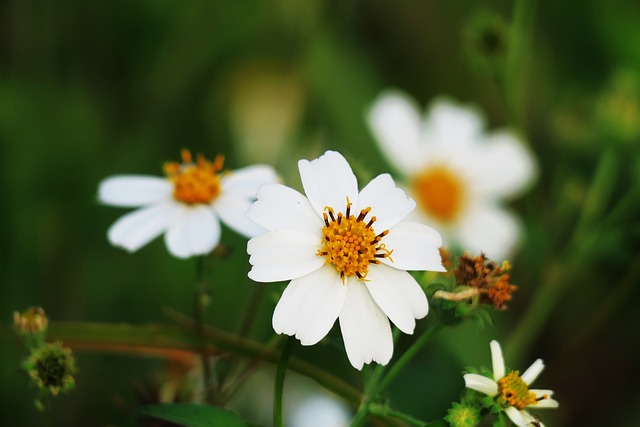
163, 149, 225, 205
318, 198, 392, 282
497, 371, 538, 410
412, 165, 465, 223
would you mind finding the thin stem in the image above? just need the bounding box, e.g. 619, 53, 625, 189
505, 0, 539, 129
194, 255, 213, 403
238, 284, 266, 338
351, 319, 443, 427
368, 404, 428, 426
42, 320, 363, 407
38, 396, 54, 427
507, 145, 619, 361
375, 319, 443, 397
274, 337, 294, 427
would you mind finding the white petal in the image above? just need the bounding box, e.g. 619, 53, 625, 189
246, 184, 323, 232
356, 174, 416, 231
214, 192, 266, 238
338, 280, 393, 370
463, 373, 498, 396
299, 151, 358, 217
367, 91, 427, 174
247, 229, 326, 282
365, 264, 428, 333
519, 411, 543, 426
164, 205, 221, 258
490, 340, 506, 381
427, 98, 484, 149
272, 265, 347, 345
221, 165, 279, 199
471, 131, 536, 199
504, 406, 528, 426
454, 203, 521, 261
107, 203, 178, 252
98, 175, 172, 207
380, 221, 444, 271
530, 389, 554, 399
521, 359, 545, 385
533, 398, 559, 409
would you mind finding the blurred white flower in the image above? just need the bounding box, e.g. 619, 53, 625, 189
289, 394, 350, 427
99, 149, 278, 258
464, 340, 558, 427
246, 151, 444, 370
368, 91, 536, 260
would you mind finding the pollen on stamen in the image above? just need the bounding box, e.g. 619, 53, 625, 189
412, 164, 465, 223
497, 371, 538, 410
317, 198, 393, 282
164, 150, 225, 205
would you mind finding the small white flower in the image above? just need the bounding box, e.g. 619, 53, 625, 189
367, 91, 536, 260
464, 340, 558, 427
246, 151, 445, 370
98, 150, 278, 259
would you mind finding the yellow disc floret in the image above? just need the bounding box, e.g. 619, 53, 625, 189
412, 165, 465, 223
497, 371, 537, 410
317, 198, 393, 282
164, 149, 225, 205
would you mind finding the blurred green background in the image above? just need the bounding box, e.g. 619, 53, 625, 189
2, 0, 640, 426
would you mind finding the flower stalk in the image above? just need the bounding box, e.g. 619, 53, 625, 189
350, 318, 444, 427
273, 337, 294, 427
194, 255, 213, 403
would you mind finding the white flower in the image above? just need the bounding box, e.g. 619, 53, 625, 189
98, 150, 278, 259
464, 340, 559, 427
367, 91, 536, 260
246, 151, 445, 370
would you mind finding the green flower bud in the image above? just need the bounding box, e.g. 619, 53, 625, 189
23, 341, 77, 397
445, 402, 481, 427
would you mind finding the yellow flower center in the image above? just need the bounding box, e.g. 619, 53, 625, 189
317, 199, 393, 282
497, 371, 537, 410
412, 165, 465, 223
163, 149, 225, 205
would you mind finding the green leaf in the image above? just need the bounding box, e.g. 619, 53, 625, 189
137, 403, 252, 427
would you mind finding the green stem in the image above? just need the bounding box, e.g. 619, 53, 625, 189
507, 146, 619, 362
238, 284, 266, 338
274, 337, 295, 427
368, 404, 428, 426
351, 319, 443, 427
194, 256, 214, 403
41, 320, 362, 407
375, 320, 443, 397
505, 0, 539, 128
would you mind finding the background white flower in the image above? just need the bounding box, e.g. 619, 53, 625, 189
464, 340, 558, 426
367, 91, 536, 260
246, 150, 444, 370
98, 150, 278, 258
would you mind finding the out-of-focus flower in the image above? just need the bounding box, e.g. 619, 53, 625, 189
463, 11, 510, 72
99, 150, 278, 258
596, 70, 640, 142
14, 307, 48, 336
228, 61, 305, 166
367, 91, 536, 260
289, 394, 350, 427
246, 151, 444, 369
464, 340, 558, 426
23, 341, 77, 397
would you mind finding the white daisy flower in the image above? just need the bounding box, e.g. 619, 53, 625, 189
246, 151, 445, 370
464, 340, 559, 427
99, 149, 278, 259
367, 91, 536, 260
